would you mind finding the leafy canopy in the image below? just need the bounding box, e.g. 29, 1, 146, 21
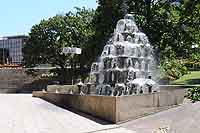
23, 8, 95, 69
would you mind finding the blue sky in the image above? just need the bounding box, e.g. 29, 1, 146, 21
0, 0, 97, 37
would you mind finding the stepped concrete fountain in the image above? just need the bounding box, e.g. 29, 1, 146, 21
33, 14, 186, 123
90, 14, 158, 96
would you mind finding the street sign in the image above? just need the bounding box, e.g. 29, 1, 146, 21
61, 46, 82, 85
62, 47, 82, 55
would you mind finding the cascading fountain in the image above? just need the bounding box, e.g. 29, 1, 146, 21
90, 14, 158, 96
33, 14, 184, 124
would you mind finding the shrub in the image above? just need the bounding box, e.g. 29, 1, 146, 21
185, 87, 200, 103
182, 54, 200, 70
191, 53, 200, 62
161, 59, 188, 80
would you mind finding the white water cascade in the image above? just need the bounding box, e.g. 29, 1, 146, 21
90, 14, 158, 96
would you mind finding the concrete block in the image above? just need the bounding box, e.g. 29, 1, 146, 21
33, 86, 187, 123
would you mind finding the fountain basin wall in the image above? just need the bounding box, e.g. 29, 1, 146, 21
33, 92, 117, 122
47, 85, 97, 94
47, 85, 78, 93
33, 87, 186, 123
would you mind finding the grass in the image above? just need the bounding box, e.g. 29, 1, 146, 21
171, 71, 200, 85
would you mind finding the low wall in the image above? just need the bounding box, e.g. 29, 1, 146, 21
0, 68, 50, 93
116, 91, 186, 122
47, 85, 78, 93
33, 87, 186, 123
33, 92, 117, 122
47, 84, 97, 94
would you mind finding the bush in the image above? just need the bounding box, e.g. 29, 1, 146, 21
161, 59, 188, 80
182, 54, 200, 70
185, 87, 200, 103
191, 53, 200, 62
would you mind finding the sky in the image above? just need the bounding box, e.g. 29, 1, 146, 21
0, 0, 97, 37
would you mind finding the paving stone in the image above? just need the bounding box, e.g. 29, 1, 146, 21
94, 127, 136, 133
121, 102, 200, 133
1, 94, 199, 133
0, 94, 118, 133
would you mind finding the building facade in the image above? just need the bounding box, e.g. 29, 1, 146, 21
0, 35, 27, 65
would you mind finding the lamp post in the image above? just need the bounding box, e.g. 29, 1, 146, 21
71, 45, 75, 85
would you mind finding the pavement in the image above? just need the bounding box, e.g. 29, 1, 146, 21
0, 94, 118, 133
121, 101, 200, 133
0, 94, 200, 133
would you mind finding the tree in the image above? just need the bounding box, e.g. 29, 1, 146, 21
91, 0, 127, 58
23, 8, 95, 84
92, 0, 200, 81
93, 0, 199, 62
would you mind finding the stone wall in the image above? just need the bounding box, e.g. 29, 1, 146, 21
33, 86, 187, 123
115, 88, 186, 122
0, 69, 48, 93
0, 69, 25, 93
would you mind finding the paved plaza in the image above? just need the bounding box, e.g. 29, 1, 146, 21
0, 94, 199, 133
0, 94, 120, 133
121, 101, 200, 133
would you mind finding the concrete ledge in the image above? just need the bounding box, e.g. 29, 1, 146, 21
159, 85, 197, 89
47, 85, 78, 93
33, 92, 117, 122
33, 87, 186, 123
47, 84, 97, 94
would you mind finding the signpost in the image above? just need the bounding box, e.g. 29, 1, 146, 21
62, 47, 82, 55
62, 46, 82, 85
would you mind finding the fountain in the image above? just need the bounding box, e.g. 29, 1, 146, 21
33, 14, 186, 123
90, 14, 158, 96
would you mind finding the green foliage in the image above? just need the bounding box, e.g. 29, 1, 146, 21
185, 87, 200, 103
94, 0, 199, 82
23, 8, 95, 84
161, 58, 188, 80
190, 53, 200, 62
92, 0, 127, 58
180, 53, 200, 70
172, 71, 200, 85
94, 0, 200, 62
23, 0, 200, 83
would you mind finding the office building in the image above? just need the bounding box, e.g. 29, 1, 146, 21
0, 35, 27, 65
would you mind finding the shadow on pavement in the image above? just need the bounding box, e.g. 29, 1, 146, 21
36, 97, 112, 125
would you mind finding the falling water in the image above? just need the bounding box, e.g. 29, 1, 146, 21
90, 14, 158, 96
